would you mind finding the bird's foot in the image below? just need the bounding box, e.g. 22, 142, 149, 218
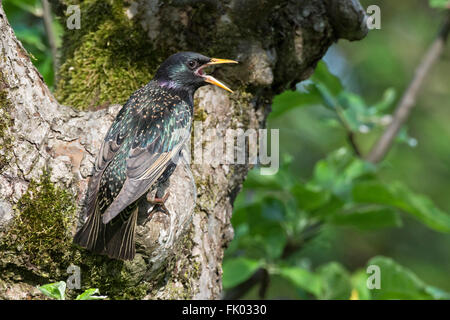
146, 191, 170, 205
143, 191, 170, 225
146, 191, 170, 210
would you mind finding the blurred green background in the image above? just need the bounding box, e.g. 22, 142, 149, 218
333, 0, 450, 293
224, 0, 450, 299
3, 0, 450, 299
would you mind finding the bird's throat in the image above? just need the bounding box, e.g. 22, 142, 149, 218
156, 79, 195, 108
157, 79, 181, 90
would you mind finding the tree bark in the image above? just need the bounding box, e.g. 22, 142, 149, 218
0, 0, 367, 299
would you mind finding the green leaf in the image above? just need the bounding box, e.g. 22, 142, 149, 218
263, 232, 287, 260
230, 203, 254, 227
328, 206, 402, 230
38, 281, 66, 300
367, 256, 450, 299
338, 91, 367, 112
37, 54, 54, 87
311, 61, 344, 95
351, 270, 372, 300
290, 183, 345, 219
425, 286, 450, 300
14, 28, 46, 51
429, 0, 449, 9
317, 262, 352, 300
245, 200, 285, 235
311, 148, 376, 197
4, 0, 43, 17
371, 88, 396, 113
250, 197, 288, 259
291, 183, 331, 212
309, 193, 344, 219
336, 91, 370, 131
261, 196, 286, 222
76, 288, 107, 300
279, 266, 322, 297
243, 167, 287, 191
340, 106, 361, 131
270, 90, 320, 118
314, 82, 337, 110
312, 149, 352, 191
269, 61, 343, 118
222, 257, 262, 289
353, 181, 450, 233
230, 197, 288, 259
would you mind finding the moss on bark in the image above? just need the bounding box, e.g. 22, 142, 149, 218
0, 170, 148, 299
0, 169, 202, 299
55, 0, 159, 110
53, 0, 248, 111
0, 171, 76, 280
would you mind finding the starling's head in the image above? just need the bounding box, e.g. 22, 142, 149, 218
154, 52, 237, 93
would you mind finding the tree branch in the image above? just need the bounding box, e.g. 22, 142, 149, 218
367, 11, 450, 163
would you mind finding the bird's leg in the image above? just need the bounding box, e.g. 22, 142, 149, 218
146, 191, 170, 214
145, 177, 171, 221
138, 189, 168, 226
137, 197, 153, 226
140, 176, 171, 226
146, 190, 169, 204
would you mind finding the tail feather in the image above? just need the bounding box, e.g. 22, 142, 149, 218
104, 206, 138, 260
73, 205, 104, 253
73, 203, 139, 261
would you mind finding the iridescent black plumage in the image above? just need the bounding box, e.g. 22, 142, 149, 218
73, 52, 236, 260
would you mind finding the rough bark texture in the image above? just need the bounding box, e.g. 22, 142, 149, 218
0, 0, 367, 299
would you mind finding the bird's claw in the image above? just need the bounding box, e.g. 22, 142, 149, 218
143, 191, 170, 226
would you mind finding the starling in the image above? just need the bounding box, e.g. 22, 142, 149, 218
73, 52, 237, 260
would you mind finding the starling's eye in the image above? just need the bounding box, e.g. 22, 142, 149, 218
188, 60, 198, 70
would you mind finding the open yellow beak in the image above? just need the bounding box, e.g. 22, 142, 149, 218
203, 58, 238, 93
207, 58, 239, 66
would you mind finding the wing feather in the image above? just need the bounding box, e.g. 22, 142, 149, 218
83, 97, 139, 220
101, 92, 191, 224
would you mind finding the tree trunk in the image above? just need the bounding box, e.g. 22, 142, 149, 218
0, 0, 367, 299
